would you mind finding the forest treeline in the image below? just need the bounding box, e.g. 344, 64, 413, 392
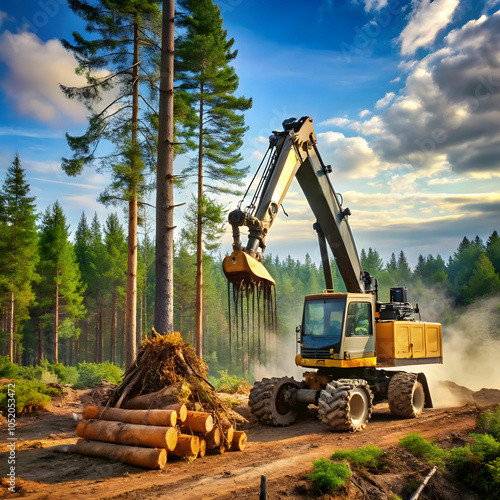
1, 154, 499, 376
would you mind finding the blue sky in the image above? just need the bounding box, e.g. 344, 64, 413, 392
1, 0, 500, 267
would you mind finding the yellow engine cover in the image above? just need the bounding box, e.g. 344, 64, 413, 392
375, 321, 443, 367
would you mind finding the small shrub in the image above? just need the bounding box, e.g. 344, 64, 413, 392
17, 364, 45, 380
0, 356, 20, 379
49, 363, 79, 386
470, 433, 500, 463
308, 458, 352, 494
0, 379, 54, 413
74, 361, 122, 389
331, 445, 383, 468
399, 433, 448, 468
212, 370, 251, 394
478, 405, 500, 441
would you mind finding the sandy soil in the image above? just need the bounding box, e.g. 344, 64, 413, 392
0, 386, 498, 499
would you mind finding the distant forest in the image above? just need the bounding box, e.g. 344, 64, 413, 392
1, 157, 500, 376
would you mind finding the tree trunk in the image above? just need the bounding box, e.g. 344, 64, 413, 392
125, 20, 140, 369
125, 196, 138, 369
99, 308, 104, 363
38, 318, 44, 362
94, 313, 99, 363
154, 0, 175, 336
195, 84, 204, 359
8, 290, 14, 362
110, 281, 117, 364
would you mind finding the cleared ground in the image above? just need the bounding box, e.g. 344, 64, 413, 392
1, 384, 499, 499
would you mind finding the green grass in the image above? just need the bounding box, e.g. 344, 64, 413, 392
209, 370, 251, 394
399, 433, 448, 468
331, 445, 383, 468
0, 356, 122, 390
308, 457, 352, 494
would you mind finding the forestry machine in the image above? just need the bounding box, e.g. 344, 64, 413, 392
222, 116, 443, 432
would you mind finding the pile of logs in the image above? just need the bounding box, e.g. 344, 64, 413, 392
75, 404, 247, 469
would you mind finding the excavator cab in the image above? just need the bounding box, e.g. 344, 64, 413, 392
296, 293, 377, 370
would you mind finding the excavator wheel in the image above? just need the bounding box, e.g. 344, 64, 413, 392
388, 372, 425, 418
249, 376, 305, 426
318, 379, 373, 432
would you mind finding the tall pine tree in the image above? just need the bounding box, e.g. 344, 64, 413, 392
61, 0, 161, 368
104, 213, 127, 363
38, 202, 85, 363
0, 154, 39, 362
175, 0, 252, 357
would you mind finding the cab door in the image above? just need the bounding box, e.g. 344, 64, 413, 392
341, 299, 375, 360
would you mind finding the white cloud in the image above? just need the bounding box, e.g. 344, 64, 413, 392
359, 109, 371, 118
339, 10, 500, 178
317, 132, 390, 179
0, 31, 88, 125
400, 0, 460, 55
375, 91, 396, 109
319, 116, 352, 127
359, 0, 388, 12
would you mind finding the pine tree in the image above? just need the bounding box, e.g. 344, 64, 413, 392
61, 0, 161, 368
38, 202, 86, 363
360, 247, 384, 276
447, 235, 485, 302
175, 0, 252, 357
462, 254, 500, 304
397, 250, 412, 282
88, 213, 112, 362
0, 154, 39, 362
74, 212, 94, 361
104, 213, 127, 363
486, 230, 500, 274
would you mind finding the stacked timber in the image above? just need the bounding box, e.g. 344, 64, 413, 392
74, 331, 248, 468
74, 405, 247, 469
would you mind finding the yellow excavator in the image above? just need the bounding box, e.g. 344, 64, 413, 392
222, 116, 443, 432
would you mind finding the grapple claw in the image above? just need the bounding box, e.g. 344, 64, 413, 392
222, 250, 275, 286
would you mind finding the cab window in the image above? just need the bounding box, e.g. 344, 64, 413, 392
345, 302, 372, 337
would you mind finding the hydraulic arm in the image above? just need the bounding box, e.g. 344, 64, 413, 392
223, 116, 368, 293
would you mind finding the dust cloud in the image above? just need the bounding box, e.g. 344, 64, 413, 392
421, 296, 500, 406
252, 329, 304, 382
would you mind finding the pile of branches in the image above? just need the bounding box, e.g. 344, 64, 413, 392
107, 330, 234, 427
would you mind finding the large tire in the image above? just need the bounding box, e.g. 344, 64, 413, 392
388, 372, 425, 418
318, 379, 373, 432
249, 377, 304, 426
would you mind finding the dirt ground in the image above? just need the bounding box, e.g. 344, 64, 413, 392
1, 384, 499, 500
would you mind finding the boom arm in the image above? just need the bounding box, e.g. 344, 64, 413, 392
226, 116, 367, 293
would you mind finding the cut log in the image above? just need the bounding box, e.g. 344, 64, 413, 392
220, 420, 234, 444
77, 419, 178, 451
163, 403, 187, 423
74, 439, 167, 469
204, 428, 221, 449
124, 382, 187, 410
198, 438, 206, 458
171, 434, 199, 459
230, 431, 247, 451
83, 405, 177, 427
181, 411, 214, 434
83, 405, 105, 420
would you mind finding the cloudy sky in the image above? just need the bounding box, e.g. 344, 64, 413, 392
1, 0, 499, 267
